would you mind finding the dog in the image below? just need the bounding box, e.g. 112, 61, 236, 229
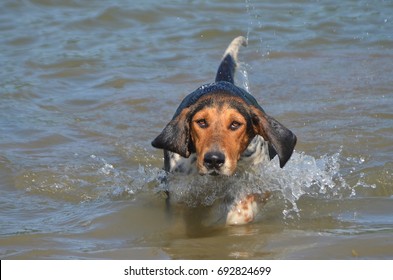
152, 36, 297, 225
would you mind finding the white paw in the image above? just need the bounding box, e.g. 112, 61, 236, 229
226, 195, 258, 225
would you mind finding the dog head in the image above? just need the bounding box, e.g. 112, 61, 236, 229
152, 81, 297, 176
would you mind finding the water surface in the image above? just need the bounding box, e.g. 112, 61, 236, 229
1, 0, 392, 259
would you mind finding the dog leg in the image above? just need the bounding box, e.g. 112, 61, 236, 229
226, 192, 271, 226
226, 194, 258, 225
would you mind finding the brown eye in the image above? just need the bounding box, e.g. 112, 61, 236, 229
196, 119, 208, 128
229, 121, 242, 131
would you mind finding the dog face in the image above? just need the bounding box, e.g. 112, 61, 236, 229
189, 96, 253, 175
152, 88, 297, 176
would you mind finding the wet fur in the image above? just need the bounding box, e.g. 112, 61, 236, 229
152, 36, 296, 225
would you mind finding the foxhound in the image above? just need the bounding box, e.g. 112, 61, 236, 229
152, 36, 297, 225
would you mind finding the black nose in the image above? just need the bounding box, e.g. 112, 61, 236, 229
203, 151, 225, 170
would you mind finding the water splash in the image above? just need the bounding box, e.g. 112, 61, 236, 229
16, 153, 153, 203
15, 144, 374, 219
153, 149, 374, 219
245, 0, 264, 51
236, 62, 250, 92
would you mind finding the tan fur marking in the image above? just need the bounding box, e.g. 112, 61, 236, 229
189, 98, 252, 175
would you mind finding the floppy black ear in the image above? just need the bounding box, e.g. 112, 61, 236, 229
251, 107, 297, 168
151, 108, 193, 158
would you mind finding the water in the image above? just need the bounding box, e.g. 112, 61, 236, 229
1, 0, 392, 259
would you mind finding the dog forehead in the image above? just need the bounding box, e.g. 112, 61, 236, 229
191, 97, 248, 118
172, 81, 265, 120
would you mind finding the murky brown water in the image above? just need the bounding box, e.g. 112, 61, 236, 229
1, 0, 392, 259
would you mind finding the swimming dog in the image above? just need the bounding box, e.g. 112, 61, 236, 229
152, 36, 296, 225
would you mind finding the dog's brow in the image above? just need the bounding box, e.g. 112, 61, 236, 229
190, 98, 214, 118
228, 99, 250, 117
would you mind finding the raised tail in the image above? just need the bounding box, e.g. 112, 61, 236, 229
215, 36, 248, 84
